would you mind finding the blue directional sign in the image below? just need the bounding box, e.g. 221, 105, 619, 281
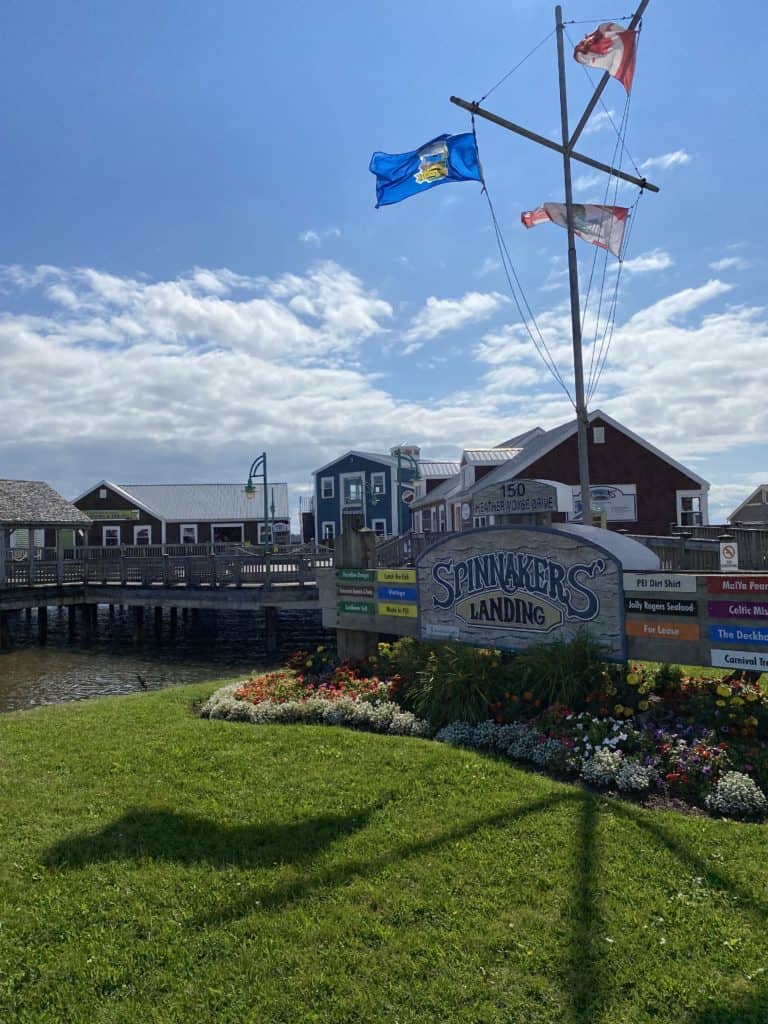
376, 584, 418, 603
708, 624, 768, 646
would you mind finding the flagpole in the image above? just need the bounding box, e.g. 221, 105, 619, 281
555, 4, 592, 524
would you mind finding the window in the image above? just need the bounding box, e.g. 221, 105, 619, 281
371, 518, 387, 538
99, 487, 107, 499
102, 526, 120, 547
438, 506, 446, 532
133, 525, 152, 545
180, 524, 197, 544
592, 426, 605, 444
371, 472, 386, 496
677, 492, 704, 527
321, 476, 334, 500
322, 521, 336, 540
212, 524, 243, 544
341, 473, 364, 507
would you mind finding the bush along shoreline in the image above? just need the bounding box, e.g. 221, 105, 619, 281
199, 639, 768, 823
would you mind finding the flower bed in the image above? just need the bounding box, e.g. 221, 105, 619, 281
199, 642, 768, 822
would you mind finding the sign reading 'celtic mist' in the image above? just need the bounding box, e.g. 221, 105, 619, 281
416, 526, 625, 659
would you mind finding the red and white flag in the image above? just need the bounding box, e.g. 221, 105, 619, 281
573, 22, 637, 92
521, 203, 629, 258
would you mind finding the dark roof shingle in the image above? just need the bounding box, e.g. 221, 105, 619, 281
0, 480, 93, 527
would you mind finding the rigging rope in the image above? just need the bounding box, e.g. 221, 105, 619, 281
473, 118, 576, 406
478, 30, 555, 104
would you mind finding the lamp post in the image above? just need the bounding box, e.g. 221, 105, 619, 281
393, 448, 421, 535
244, 452, 270, 557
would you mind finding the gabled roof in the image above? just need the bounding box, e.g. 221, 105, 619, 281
495, 427, 545, 448
312, 450, 398, 476
728, 484, 768, 523
0, 479, 92, 527
465, 410, 709, 493
462, 447, 523, 466
417, 461, 460, 479
74, 480, 289, 521
410, 473, 464, 510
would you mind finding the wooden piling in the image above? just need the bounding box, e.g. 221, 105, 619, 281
37, 606, 48, 644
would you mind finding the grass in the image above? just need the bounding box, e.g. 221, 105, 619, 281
1, 683, 767, 1024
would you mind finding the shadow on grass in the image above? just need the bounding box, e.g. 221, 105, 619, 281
43, 805, 380, 870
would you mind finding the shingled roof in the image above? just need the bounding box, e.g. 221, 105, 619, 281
0, 480, 92, 527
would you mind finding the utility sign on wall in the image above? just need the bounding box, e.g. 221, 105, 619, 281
416, 526, 625, 659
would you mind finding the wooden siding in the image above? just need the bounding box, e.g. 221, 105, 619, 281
521, 417, 704, 535
76, 485, 161, 546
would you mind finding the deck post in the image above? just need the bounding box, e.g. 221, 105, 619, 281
56, 528, 64, 586
132, 606, 144, 645
0, 611, 10, 649
154, 606, 163, 634
0, 527, 6, 590
37, 605, 48, 644
68, 604, 77, 635
264, 605, 280, 655
335, 514, 378, 663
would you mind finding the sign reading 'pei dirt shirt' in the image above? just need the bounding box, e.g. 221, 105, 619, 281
416, 527, 625, 660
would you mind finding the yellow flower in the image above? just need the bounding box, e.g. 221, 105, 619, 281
305, 659, 313, 667
627, 673, 639, 686
623, 707, 634, 718
614, 704, 624, 716
730, 696, 745, 707
716, 684, 731, 698
638, 700, 650, 711
746, 716, 759, 727
746, 691, 760, 702
316, 645, 325, 653
715, 699, 726, 707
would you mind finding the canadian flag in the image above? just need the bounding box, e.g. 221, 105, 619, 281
521, 203, 629, 259
573, 22, 637, 92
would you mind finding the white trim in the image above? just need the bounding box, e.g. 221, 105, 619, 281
676, 490, 708, 528
180, 523, 198, 544
371, 471, 386, 496
313, 450, 399, 477
592, 426, 605, 444
72, 479, 161, 519
729, 484, 768, 523
371, 518, 387, 538
320, 476, 334, 500
133, 524, 152, 545
212, 522, 244, 543
339, 471, 365, 508
321, 521, 336, 540
102, 525, 120, 547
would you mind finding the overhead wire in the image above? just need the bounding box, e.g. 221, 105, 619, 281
473, 117, 576, 406
477, 30, 556, 104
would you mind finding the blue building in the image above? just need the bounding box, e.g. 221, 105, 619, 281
312, 447, 422, 542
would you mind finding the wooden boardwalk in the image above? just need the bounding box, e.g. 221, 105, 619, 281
0, 543, 332, 612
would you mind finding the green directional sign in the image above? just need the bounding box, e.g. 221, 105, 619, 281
339, 600, 377, 615
337, 569, 376, 583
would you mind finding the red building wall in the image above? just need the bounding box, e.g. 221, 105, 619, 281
522, 417, 704, 535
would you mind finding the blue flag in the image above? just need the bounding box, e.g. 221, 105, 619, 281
369, 132, 482, 208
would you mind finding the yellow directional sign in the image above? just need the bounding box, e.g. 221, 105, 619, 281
377, 569, 416, 584
378, 602, 418, 619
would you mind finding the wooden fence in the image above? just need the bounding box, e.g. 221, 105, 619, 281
0, 543, 334, 590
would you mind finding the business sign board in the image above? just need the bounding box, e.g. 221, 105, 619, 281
416, 526, 625, 659
709, 624, 768, 647
707, 576, 768, 597
88, 509, 140, 521
568, 484, 637, 523
625, 597, 698, 616
623, 573, 698, 594
711, 648, 768, 672
708, 600, 768, 620
719, 541, 739, 570
471, 479, 572, 519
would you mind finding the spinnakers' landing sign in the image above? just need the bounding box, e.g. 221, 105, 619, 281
416, 526, 625, 659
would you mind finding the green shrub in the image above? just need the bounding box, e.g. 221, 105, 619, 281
407, 644, 510, 729
505, 633, 612, 709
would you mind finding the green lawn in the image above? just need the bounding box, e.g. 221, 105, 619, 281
1, 683, 767, 1024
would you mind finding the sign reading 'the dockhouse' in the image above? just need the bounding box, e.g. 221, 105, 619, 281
416, 526, 625, 659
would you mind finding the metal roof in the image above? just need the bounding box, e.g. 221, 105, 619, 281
0, 479, 92, 527
114, 483, 290, 521
462, 448, 523, 465
312, 450, 398, 476
417, 461, 460, 479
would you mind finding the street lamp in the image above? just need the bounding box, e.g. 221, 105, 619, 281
393, 447, 422, 535
244, 452, 270, 557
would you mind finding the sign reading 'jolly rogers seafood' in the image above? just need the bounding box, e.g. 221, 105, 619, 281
417, 527, 625, 660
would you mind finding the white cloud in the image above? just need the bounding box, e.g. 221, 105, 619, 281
620, 249, 674, 275
298, 226, 341, 246
404, 291, 507, 350
582, 110, 616, 136
640, 150, 692, 171
710, 256, 750, 272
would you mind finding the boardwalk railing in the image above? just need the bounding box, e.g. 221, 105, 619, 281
0, 543, 334, 590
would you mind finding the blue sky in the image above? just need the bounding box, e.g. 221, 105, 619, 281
0, 0, 765, 524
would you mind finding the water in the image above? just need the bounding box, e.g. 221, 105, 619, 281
0, 605, 334, 713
